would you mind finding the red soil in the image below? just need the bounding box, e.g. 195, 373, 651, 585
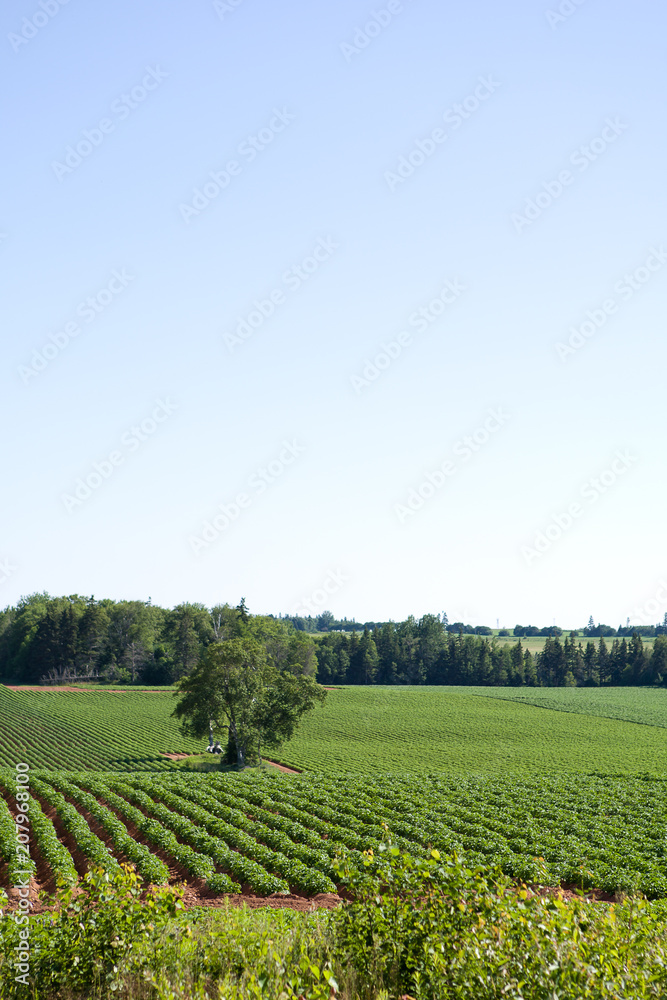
263, 759, 302, 774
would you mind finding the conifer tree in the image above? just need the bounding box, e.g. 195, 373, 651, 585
597, 636, 610, 685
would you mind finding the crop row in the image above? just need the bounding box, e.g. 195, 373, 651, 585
65, 774, 240, 894
0, 774, 79, 887
30, 778, 122, 878
159, 775, 336, 875
0, 789, 36, 886
0, 689, 202, 771
3, 768, 667, 900
276, 772, 667, 895
208, 774, 426, 859
77, 775, 283, 895
122, 775, 336, 894
40, 774, 170, 885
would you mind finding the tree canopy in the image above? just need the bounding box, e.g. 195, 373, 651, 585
172, 603, 326, 767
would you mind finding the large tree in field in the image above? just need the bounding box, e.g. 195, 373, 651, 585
172, 603, 326, 767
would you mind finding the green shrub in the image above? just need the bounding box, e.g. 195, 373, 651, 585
332, 842, 667, 998
4, 848, 667, 999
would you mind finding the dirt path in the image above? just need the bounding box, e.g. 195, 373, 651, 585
263, 759, 302, 774
3, 685, 164, 693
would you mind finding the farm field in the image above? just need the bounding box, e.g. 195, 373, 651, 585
2, 684, 667, 906
488, 633, 659, 654
0, 686, 203, 770
480, 686, 667, 729
273, 686, 667, 775
2, 769, 667, 901
2, 684, 667, 775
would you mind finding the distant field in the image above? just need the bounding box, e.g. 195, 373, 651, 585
0, 686, 203, 770
315, 632, 657, 654
274, 686, 667, 776
481, 686, 667, 729
2, 684, 667, 776
490, 634, 657, 654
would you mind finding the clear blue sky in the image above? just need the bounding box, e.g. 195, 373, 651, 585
2, 0, 665, 629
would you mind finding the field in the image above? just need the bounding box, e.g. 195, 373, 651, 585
2, 684, 667, 907
489, 633, 659, 652
3, 768, 667, 902
3, 682, 667, 997
480, 685, 667, 728
0, 686, 202, 770
4, 684, 667, 776
272, 685, 667, 775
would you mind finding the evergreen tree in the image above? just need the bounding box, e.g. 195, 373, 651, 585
418, 614, 446, 683
627, 633, 647, 684
357, 629, 378, 684
523, 648, 537, 686
491, 645, 510, 686
583, 641, 598, 686
171, 605, 201, 679
539, 636, 566, 686
376, 623, 401, 683
58, 604, 78, 677
597, 637, 610, 685
477, 640, 493, 685
76, 600, 109, 676
609, 639, 627, 684
28, 605, 61, 682
338, 646, 351, 683
509, 641, 525, 685
650, 636, 667, 685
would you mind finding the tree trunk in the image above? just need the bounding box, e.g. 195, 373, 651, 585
228, 716, 245, 768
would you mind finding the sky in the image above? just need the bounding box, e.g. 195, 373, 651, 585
1, 0, 666, 629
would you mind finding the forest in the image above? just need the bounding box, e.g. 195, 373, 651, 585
1, 594, 666, 688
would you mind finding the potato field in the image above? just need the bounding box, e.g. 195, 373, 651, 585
1, 684, 667, 906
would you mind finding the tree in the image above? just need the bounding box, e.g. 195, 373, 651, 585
29, 605, 61, 682
173, 607, 326, 767
627, 632, 647, 684
509, 641, 524, 685
538, 636, 566, 686
523, 648, 537, 686
650, 635, 667, 685
316, 610, 335, 632
163, 603, 210, 680
583, 641, 598, 685
76, 599, 110, 677
597, 636, 610, 685
106, 601, 156, 682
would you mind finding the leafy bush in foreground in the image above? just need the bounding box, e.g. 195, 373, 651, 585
3, 849, 667, 998
332, 844, 667, 999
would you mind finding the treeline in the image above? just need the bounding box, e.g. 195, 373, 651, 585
314, 619, 667, 687
2, 595, 667, 687
0, 593, 217, 685
289, 612, 667, 639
